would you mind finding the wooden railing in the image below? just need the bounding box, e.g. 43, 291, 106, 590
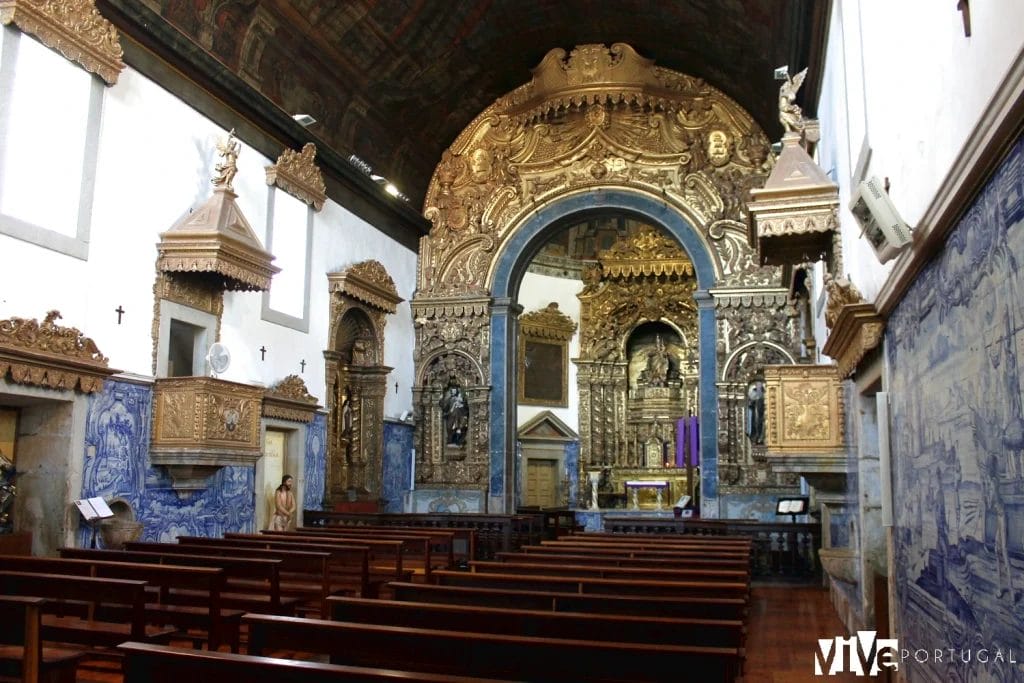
600, 517, 821, 579
303, 511, 545, 560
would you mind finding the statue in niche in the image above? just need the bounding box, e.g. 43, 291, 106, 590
440, 385, 469, 446
645, 335, 672, 387
746, 379, 766, 445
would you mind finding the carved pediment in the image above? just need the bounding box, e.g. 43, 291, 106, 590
265, 143, 327, 211
520, 302, 577, 341
263, 374, 321, 423
0, 0, 125, 85
328, 260, 403, 313
518, 410, 579, 442
0, 310, 117, 393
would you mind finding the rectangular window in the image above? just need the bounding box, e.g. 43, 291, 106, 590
261, 188, 312, 331
0, 27, 102, 258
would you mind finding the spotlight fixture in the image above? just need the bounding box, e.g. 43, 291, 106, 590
292, 114, 316, 127
773, 65, 790, 80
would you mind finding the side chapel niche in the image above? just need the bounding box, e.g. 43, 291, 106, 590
324, 261, 401, 504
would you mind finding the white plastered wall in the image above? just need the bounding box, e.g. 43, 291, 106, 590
816, 0, 1024, 307
0, 57, 417, 414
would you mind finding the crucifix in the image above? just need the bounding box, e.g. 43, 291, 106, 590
259, 346, 267, 361
300, 359, 306, 373
115, 306, 125, 324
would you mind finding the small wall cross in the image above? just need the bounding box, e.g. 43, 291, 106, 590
300, 359, 306, 373
115, 306, 125, 324
260, 346, 267, 361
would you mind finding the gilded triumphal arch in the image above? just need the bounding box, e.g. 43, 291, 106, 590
413, 44, 801, 514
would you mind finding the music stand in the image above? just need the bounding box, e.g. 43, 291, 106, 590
74, 497, 115, 548
775, 496, 808, 523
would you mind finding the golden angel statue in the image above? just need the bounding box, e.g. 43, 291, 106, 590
778, 67, 808, 134
212, 129, 241, 191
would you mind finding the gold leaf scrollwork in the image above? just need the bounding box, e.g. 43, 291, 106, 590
0, 310, 116, 394
265, 143, 327, 211
263, 374, 321, 423
823, 274, 864, 330
519, 302, 577, 342
0, 0, 125, 85
420, 43, 769, 297
328, 260, 403, 314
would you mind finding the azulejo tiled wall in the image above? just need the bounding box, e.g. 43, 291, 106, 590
381, 420, 414, 512
303, 413, 327, 511
887, 134, 1024, 681
80, 379, 256, 545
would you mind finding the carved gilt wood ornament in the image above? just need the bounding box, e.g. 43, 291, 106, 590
820, 274, 885, 379
265, 143, 327, 211
746, 68, 841, 270
415, 43, 796, 505
570, 226, 707, 499
518, 302, 577, 407
151, 376, 264, 490
0, 0, 125, 85
0, 310, 117, 393
263, 374, 321, 423
763, 365, 845, 455
325, 261, 401, 503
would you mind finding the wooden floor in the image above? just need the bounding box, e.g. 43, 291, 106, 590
77, 583, 862, 682
745, 584, 865, 682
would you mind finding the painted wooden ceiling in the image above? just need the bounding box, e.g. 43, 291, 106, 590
103, 0, 829, 212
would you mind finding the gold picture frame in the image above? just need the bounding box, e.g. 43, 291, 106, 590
517, 303, 577, 408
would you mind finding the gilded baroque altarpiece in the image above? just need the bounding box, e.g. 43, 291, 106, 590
413, 44, 804, 497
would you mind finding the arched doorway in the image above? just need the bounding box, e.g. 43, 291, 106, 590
489, 191, 719, 514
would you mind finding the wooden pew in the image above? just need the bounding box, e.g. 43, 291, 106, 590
244, 613, 742, 682
293, 526, 458, 574
431, 568, 751, 599
469, 559, 750, 584
536, 541, 751, 561
250, 530, 418, 583
53, 548, 266, 651
544, 540, 753, 557
390, 582, 748, 621
0, 596, 83, 683
0, 571, 175, 650
123, 542, 297, 615
570, 531, 754, 546
118, 642, 517, 683
171, 538, 349, 616
496, 550, 751, 572
307, 511, 502, 560
1, 555, 237, 652
327, 595, 745, 650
